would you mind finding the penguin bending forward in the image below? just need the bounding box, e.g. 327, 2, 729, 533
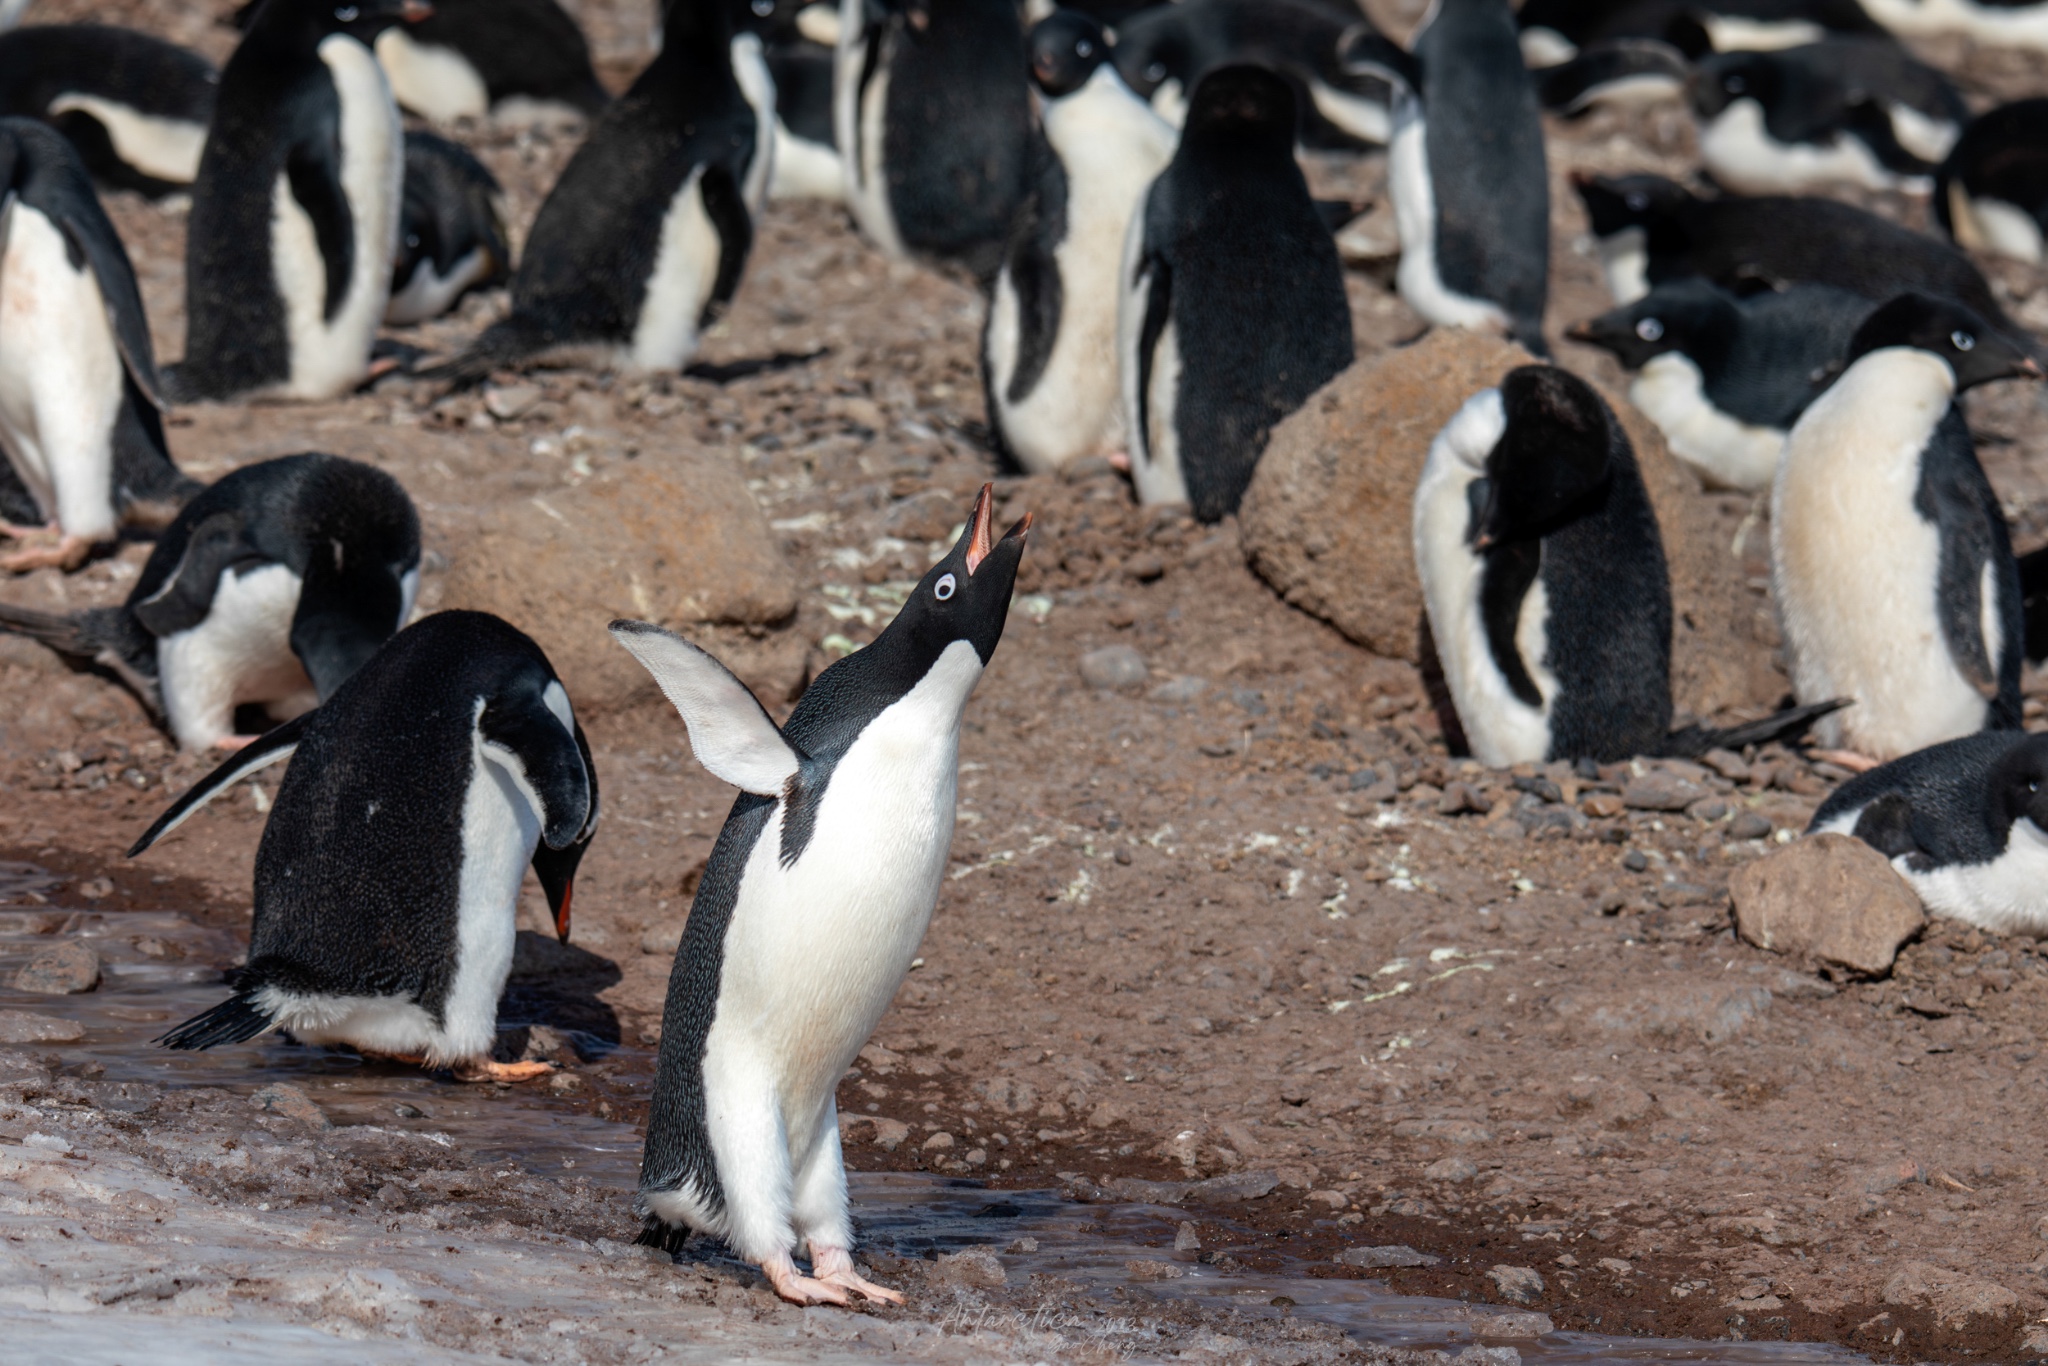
173, 0, 416, 403
0, 119, 196, 573
0, 24, 218, 197
387, 130, 509, 325
135, 611, 599, 1081
0, 454, 420, 751
614, 485, 1030, 1306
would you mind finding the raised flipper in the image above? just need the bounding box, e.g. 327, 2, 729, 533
609, 620, 805, 796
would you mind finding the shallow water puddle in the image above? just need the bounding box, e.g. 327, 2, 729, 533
0, 905, 1866, 1363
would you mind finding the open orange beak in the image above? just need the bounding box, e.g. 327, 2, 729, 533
964, 484, 997, 575
554, 882, 573, 943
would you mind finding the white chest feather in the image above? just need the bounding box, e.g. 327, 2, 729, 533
1597, 226, 1649, 305
384, 246, 493, 325
1700, 98, 1905, 196
373, 28, 489, 122
836, 0, 904, 257
729, 33, 777, 214
769, 120, 845, 203
1773, 349, 1987, 757
1630, 353, 1785, 492
1701, 14, 1824, 47
156, 562, 315, 751
45, 94, 208, 184
1387, 96, 1511, 334
1857, 0, 2048, 47
0, 199, 123, 541
1118, 201, 1189, 509
1900, 816, 2048, 934
1947, 182, 2043, 265
1413, 388, 1557, 767
626, 167, 722, 373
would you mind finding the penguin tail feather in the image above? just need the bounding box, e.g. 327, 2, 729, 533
155, 993, 275, 1051
1662, 698, 1850, 759
415, 317, 551, 392
0, 604, 160, 715
634, 1218, 692, 1257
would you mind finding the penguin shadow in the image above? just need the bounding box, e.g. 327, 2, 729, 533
490, 930, 624, 1061
683, 347, 829, 386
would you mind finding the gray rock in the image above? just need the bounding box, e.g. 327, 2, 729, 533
1149, 675, 1208, 703
483, 383, 541, 421
1335, 1244, 1442, 1269
13, 942, 99, 995
1449, 1350, 1523, 1366
1079, 646, 1148, 689
1392, 1118, 1494, 1144
930, 1247, 1006, 1288
1424, 1155, 1479, 1182
1731, 833, 1924, 977
1174, 1220, 1201, 1253
639, 923, 683, 956
1486, 1264, 1545, 1304
1622, 771, 1708, 811
1187, 1169, 1280, 1203
1727, 810, 1773, 841
0, 1010, 83, 1043
1881, 1261, 2019, 1329
251, 1083, 328, 1129
1702, 749, 1750, 781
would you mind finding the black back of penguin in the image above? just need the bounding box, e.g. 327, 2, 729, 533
0, 24, 217, 197
1812, 730, 2044, 868
390, 130, 508, 321
1937, 100, 2048, 261
401, 0, 608, 114
1131, 66, 1352, 523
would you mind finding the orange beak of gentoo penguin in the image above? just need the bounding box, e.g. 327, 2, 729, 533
401, 0, 434, 20
554, 884, 573, 943
962, 483, 1034, 575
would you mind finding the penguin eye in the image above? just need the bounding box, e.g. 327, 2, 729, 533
1146, 62, 1166, 82
752, 0, 773, 14
1625, 191, 1648, 211
1952, 330, 1976, 351
1724, 74, 1745, 94
934, 573, 957, 601
335, 4, 358, 18
1636, 317, 1664, 342
1077, 38, 1093, 58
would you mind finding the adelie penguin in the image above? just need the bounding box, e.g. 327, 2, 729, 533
1857, 0, 2048, 52
613, 485, 1030, 1306
1937, 100, 2048, 267
1119, 66, 1352, 522
1414, 364, 1842, 766
1340, 0, 1551, 354
1810, 731, 2048, 934
133, 611, 599, 1084
386, 130, 509, 325
0, 119, 196, 573
0, 454, 420, 751
0, 24, 217, 197
172, 0, 419, 404
983, 11, 1175, 476
429, 0, 767, 385
1774, 294, 2037, 762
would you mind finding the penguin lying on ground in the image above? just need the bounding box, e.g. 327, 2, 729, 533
1568, 277, 1875, 491
1811, 732, 2048, 933
173, 0, 416, 403
1536, 39, 1691, 117
1937, 100, 2048, 267
1517, 0, 1883, 63
135, 610, 598, 1083
1690, 39, 1964, 196
984, 11, 1175, 477
0, 23, 217, 197
1857, 0, 2048, 51
1774, 294, 2037, 762
0, 119, 197, 573
1415, 364, 1843, 766
387, 130, 508, 325
835, 0, 1033, 280
616, 485, 1029, 1306
1120, 66, 1352, 522
1341, 0, 1551, 354
0, 454, 420, 751
428, 0, 764, 386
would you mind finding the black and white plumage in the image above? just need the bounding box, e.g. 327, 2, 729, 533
0, 119, 195, 574
173, 0, 415, 403
387, 130, 508, 325
0, 454, 420, 751
834, 0, 1033, 279
1690, 39, 1964, 196
1811, 732, 2048, 934
1568, 277, 1874, 490
136, 610, 599, 1081
0, 23, 217, 197
1857, 0, 2048, 50
617, 486, 1029, 1307
725, 0, 842, 201
1517, 0, 1884, 64
1342, 0, 1550, 353
1937, 100, 2048, 267
1119, 66, 1352, 522
430, 0, 763, 385
375, 0, 608, 122
1773, 294, 2036, 761
1536, 39, 1691, 117
983, 11, 1175, 476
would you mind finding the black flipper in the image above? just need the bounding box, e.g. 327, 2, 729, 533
1661, 698, 1850, 758
1336, 25, 1422, 95
634, 1219, 691, 1256
695, 163, 753, 329
127, 711, 312, 856
1850, 792, 1924, 861
129, 509, 250, 638
156, 993, 275, 1050
285, 114, 355, 322
2019, 544, 2048, 662
51, 185, 169, 410
1132, 253, 1173, 469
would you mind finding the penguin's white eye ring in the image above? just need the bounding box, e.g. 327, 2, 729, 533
1146, 62, 1166, 81
1724, 74, 1744, 94
335, 4, 358, 18
1952, 330, 1976, 351
1635, 317, 1664, 342
1077, 38, 1093, 57
1625, 191, 1648, 211
934, 573, 957, 600
752, 0, 773, 14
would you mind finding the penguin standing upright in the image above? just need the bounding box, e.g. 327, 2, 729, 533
173, 0, 417, 403
725, 0, 843, 202
1341, 0, 1550, 353
0, 24, 218, 197
429, 0, 763, 384
835, 0, 1033, 278
615, 486, 1029, 1307
0, 119, 196, 573
133, 611, 599, 1082
1937, 100, 2048, 266
0, 454, 420, 750
984, 12, 1176, 475
1774, 294, 2038, 761
1119, 66, 1352, 522
386, 130, 509, 325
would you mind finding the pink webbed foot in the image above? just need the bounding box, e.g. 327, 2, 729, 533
761, 1251, 853, 1306
1809, 748, 1883, 774
811, 1244, 904, 1305
0, 531, 94, 573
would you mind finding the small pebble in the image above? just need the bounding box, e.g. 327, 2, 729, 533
0, 1010, 84, 1043
1727, 810, 1773, 841
1079, 645, 1148, 689
13, 942, 100, 995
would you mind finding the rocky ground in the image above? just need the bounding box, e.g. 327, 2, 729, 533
6, 0, 2048, 1361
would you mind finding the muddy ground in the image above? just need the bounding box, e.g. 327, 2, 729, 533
7, 0, 2048, 1361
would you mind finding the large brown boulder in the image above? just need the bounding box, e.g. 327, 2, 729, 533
1238, 330, 1781, 719
1730, 833, 1925, 978
436, 448, 800, 714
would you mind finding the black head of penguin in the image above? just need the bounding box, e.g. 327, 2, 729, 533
882, 485, 1033, 672
473, 652, 600, 942
1845, 293, 2042, 392
1470, 366, 1615, 550
240, 0, 432, 50
1181, 62, 1300, 157
1989, 733, 2048, 842
1688, 49, 1776, 122
1572, 172, 1695, 239
1568, 278, 1735, 370
274, 456, 424, 698
1030, 11, 1113, 98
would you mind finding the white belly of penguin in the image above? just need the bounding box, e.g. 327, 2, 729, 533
730, 33, 776, 213
624, 168, 721, 373
1857, 0, 2048, 46
373, 28, 489, 123
1700, 99, 1900, 196
0, 200, 123, 541
271, 35, 402, 400
1388, 98, 1512, 334
837, 9, 904, 258
1630, 353, 1785, 492
1899, 816, 2048, 934
45, 94, 208, 184
156, 563, 314, 751
384, 246, 491, 324
770, 125, 845, 203
1948, 184, 2043, 265
1773, 350, 1987, 758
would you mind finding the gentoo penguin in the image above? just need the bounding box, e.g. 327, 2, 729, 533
135, 610, 599, 1083
1119, 66, 1352, 522
1937, 100, 2048, 266
1414, 364, 1842, 765
0, 119, 195, 573
1341, 0, 1551, 353
983, 12, 1175, 476
615, 485, 1030, 1306
428, 0, 763, 385
1857, 0, 2048, 51
0, 24, 217, 197
1517, 0, 1883, 64
1810, 731, 2048, 933
1568, 277, 1875, 490
1690, 39, 1964, 196
387, 130, 508, 325
1773, 294, 2037, 761
1536, 39, 1691, 118
0, 454, 420, 751
834, 0, 1033, 278
1110, 0, 1395, 150
173, 0, 416, 404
